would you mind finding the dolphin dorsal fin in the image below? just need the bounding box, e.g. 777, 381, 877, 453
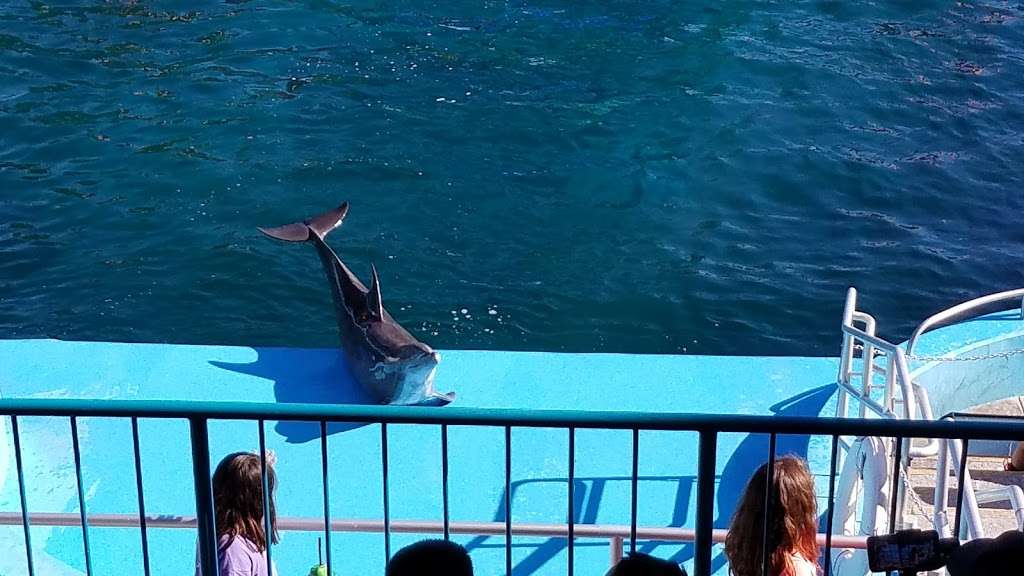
367, 264, 384, 319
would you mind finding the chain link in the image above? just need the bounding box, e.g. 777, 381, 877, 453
906, 347, 1024, 362
853, 343, 1024, 362
899, 461, 937, 530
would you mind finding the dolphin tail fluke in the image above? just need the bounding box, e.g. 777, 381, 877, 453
258, 222, 311, 242
259, 202, 350, 242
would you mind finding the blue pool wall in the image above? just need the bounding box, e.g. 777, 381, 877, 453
907, 310, 1024, 419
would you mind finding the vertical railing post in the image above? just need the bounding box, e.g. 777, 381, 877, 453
934, 438, 951, 534
70, 417, 93, 576
761, 434, 777, 576
567, 426, 575, 576
888, 436, 904, 533
861, 314, 878, 418
837, 287, 857, 413
381, 423, 391, 564
11, 416, 35, 576
858, 342, 870, 419
859, 344, 870, 417
630, 428, 639, 554
258, 420, 274, 576
883, 356, 896, 414
441, 424, 450, 541
953, 438, 971, 539
824, 434, 839, 576
505, 425, 512, 576
191, 418, 219, 576
893, 348, 917, 421
609, 535, 624, 566
320, 420, 332, 576
695, 430, 718, 576
131, 417, 152, 576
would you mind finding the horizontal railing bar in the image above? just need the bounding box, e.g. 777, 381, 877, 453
1, 399, 1021, 439
945, 411, 1024, 422
0, 512, 868, 549
841, 325, 901, 354
835, 381, 895, 419
907, 288, 1024, 355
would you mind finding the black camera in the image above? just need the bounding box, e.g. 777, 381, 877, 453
867, 529, 959, 575
868, 529, 1024, 576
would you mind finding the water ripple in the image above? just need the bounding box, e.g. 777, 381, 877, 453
1, 1, 1023, 356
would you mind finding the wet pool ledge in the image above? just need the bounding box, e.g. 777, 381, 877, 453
0, 339, 840, 413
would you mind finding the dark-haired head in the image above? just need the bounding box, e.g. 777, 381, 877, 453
386, 539, 473, 576
212, 452, 278, 551
606, 552, 688, 576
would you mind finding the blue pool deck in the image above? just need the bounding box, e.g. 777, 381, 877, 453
0, 339, 842, 576
6, 309, 1022, 576
4, 308, 1023, 576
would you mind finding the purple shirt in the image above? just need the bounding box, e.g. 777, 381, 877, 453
195, 535, 276, 576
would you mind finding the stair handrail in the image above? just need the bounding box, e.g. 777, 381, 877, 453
906, 288, 1024, 356
934, 413, 1024, 540
837, 288, 920, 424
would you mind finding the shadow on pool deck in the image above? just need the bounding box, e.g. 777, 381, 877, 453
209, 346, 376, 442
689, 383, 837, 572
460, 383, 836, 575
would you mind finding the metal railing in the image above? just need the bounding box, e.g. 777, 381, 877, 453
934, 413, 1024, 540
837, 288, 921, 425
904, 288, 1024, 540
836, 285, 931, 531
906, 288, 1024, 356
2, 399, 1024, 576
0, 512, 871, 566
839, 286, 1024, 540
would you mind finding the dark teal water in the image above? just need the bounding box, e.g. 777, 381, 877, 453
2, 1, 1023, 356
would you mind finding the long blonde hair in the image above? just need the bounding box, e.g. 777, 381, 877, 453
724, 456, 818, 576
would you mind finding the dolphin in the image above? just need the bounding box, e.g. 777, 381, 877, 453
259, 202, 454, 406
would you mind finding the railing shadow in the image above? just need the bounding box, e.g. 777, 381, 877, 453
464, 474, 698, 575
676, 383, 837, 572
209, 347, 375, 443
461, 383, 835, 574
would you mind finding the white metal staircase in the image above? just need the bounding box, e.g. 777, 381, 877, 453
835, 287, 1024, 551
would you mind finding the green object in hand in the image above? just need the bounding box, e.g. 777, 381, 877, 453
311, 537, 330, 575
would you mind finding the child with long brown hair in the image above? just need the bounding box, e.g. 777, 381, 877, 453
196, 451, 279, 576
724, 456, 819, 576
